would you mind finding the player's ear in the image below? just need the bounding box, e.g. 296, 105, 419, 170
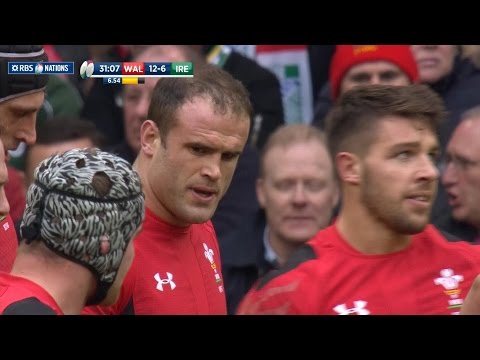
335, 152, 361, 185
140, 120, 160, 156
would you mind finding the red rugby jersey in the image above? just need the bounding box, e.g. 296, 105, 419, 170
238, 224, 480, 315
0, 273, 63, 314
84, 207, 227, 315
0, 215, 18, 272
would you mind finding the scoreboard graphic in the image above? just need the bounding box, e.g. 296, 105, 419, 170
80, 60, 194, 85
8, 60, 194, 86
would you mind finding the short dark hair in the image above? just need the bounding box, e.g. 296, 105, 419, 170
324, 84, 446, 158
24, 117, 105, 170
148, 63, 253, 145
34, 116, 105, 147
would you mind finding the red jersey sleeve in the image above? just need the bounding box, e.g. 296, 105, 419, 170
0, 215, 18, 272
237, 268, 314, 315
237, 244, 319, 315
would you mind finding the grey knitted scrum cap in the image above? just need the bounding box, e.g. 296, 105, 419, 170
20, 148, 145, 304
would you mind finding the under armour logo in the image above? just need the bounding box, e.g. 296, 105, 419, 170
154, 272, 176, 291
203, 243, 214, 264
333, 300, 370, 315
434, 268, 464, 290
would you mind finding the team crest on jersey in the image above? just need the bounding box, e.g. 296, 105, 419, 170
333, 300, 370, 315
203, 242, 223, 293
434, 268, 464, 314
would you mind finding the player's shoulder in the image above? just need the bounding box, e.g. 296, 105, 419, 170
254, 225, 348, 290
193, 221, 218, 242
422, 224, 480, 256
423, 224, 473, 246
200, 220, 216, 233
237, 244, 321, 314
3, 297, 57, 315
428, 224, 466, 243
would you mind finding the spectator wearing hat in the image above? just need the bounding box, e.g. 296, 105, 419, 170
312, 45, 419, 129
0, 148, 145, 315
0, 45, 49, 272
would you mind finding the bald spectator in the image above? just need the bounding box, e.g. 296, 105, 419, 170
223, 124, 338, 314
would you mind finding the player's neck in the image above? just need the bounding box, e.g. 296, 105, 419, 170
11, 255, 93, 314
136, 155, 191, 227
336, 201, 412, 255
